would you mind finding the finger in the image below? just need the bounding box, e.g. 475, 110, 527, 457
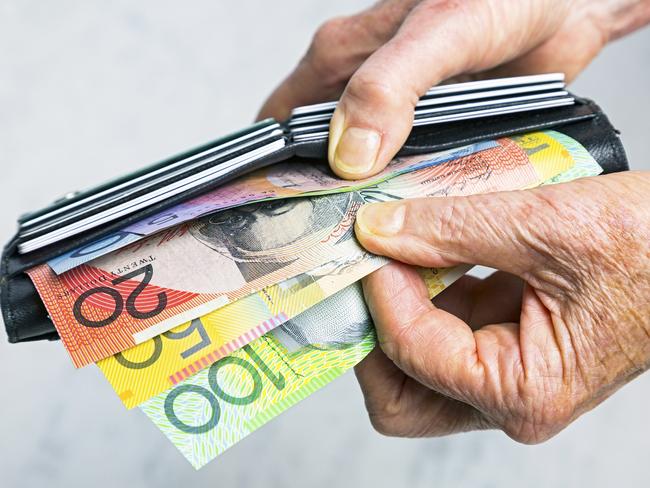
257, 0, 417, 121
354, 346, 492, 437
354, 346, 409, 417
518, 283, 565, 387
362, 261, 487, 403
328, 0, 571, 179
433, 272, 524, 329
354, 185, 562, 277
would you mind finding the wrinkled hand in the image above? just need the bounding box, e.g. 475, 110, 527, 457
352, 172, 650, 442
257, 0, 650, 442
259, 0, 650, 179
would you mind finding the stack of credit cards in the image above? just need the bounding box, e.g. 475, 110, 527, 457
289, 73, 573, 141
17, 122, 285, 253
16, 73, 573, 254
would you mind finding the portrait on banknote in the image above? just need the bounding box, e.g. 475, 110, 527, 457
190, 193, 358, 281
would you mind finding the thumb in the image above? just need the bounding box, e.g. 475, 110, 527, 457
354, 187, 556, 276
327, 0, 570, 180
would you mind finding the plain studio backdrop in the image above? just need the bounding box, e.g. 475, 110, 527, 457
1, 2, 649, 487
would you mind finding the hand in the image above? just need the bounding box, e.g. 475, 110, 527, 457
259, 0, 650, 179
351, 172, 650, 442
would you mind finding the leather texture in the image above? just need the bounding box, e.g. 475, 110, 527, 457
1, 97, 630, 343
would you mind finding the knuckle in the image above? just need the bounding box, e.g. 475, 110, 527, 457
367, 413, 407, 437
378, 320, 418, 366
344, 73, 402, 113
427, 198, 475, 254
418, 0, 475, 30
306, 17, 353, 88
361, 389, 410, 437
429, 194, 521, 252
312, 16, 348, 47
378, 312, 442, 386
505, 381, 577, 445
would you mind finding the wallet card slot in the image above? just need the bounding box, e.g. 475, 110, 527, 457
291, 73, 565, 116
292, 98, 598, 159
413, 92, 570, 118
19, 127, 282, 238
18, 119, 280, 225
415, 82, 566, 108
417, 73, 565, 99
291, 96, 576, 143
290, 91, 570, 127
18, 135, 286, 253
289, 86, 569, 130
20, 123, 282, 231
413, 97, 575, 126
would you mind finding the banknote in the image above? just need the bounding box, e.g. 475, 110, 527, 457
99, 134, 565, 407
141, 265, 470, 469
27, 135, 545, 367
541, 130, 603, 183
48, 142, 498, 274
510, 130, 577, 182
99, 250, 388, 409
28, 196, 369, 368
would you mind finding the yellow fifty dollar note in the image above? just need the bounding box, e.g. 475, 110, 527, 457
98, 252, 387, 409
511, 131, 575, 183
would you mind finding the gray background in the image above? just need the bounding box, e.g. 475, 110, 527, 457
1, 1, 649, 487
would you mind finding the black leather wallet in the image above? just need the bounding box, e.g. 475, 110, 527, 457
0, 77, 630, 344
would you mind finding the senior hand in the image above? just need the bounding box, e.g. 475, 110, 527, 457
353, 172, 650, 442
259, 0, 650, 179
258, 0, 650, 443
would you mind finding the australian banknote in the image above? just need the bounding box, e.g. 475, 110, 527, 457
99, 250, 388, 409
541, 130, 603, 183
28, 135, 547, 367
100, 133, 576, 408
140, 265, 470, 469
29, 194, 371, 367
48, 142, 498, 274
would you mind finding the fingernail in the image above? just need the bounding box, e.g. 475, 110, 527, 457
328, 108, 346, 164
331, 123, 381, 177
356, 203, 406, 237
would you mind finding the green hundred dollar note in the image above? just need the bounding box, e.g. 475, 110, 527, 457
140, 265, 470, 469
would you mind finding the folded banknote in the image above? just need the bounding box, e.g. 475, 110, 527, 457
28, 133, 558, 367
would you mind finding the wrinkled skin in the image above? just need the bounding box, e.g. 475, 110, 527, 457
353, 173, 650, 442
259, 0, 650, 443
